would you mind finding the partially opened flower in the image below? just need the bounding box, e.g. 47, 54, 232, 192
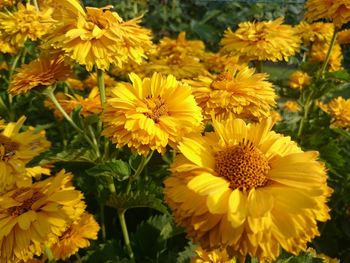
51, 212, 99, 260
191, 247, 236, 263
319, 97, 350, 128
0, 116, 50, 194
0, 170, 86, 262
9, 53, 72, 95
309, 42, 343, 71
186, 67, 276, 121
296, 22, 334, 45
283, 100, 300, 112
288, 71, 311, 90
102, 72, 203, 155
0, 3, 55, 49
164, 117, 332, 262
220, 17, 301, 62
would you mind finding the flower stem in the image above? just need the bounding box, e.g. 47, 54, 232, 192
97, 69, 106, 108
118, 209, 135, 263
32, 0, 40, 11
99, 203, 106, 241
44, 245, 56, 263
256, 60, 263, 73
318, 29, 338, 79
297, 91, 313, 141
126, 151, 154, 194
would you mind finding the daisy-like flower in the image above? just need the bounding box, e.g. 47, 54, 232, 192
283, 100, 300, 112
0, 3, 55, 49
62, 6, 152, 71
288, 71, 311, 90
0, 170, 86, 262
164, 117, 332, 262
0, 116, 51, 194
9, 53, 72, 95
319, 97, 350, 128
51, 212, 99, 260
296, 22, 334, 45
305, 0, 350, 28
102, 72, 203, 155
186, 67, 276, 121
309, 42, 343, 71
191, 247, 236, 263
220, 17, 301, 62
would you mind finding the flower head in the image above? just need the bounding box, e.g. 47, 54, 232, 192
309, 42, 343, 71
51, 212, 99, 260
186, 67, 276, 121
220, 17, 301, 62
102, 72, 203, 155
0, 116, 50, 194
164, 117, 332, 261
0, 3, 55, 49
283, 100, 300, 112
0, 170, 86, 262
319, 97, 350, 128
191, 247, 236, 263
289, 71, 311, 90
9, 53, 72, 95
296, 22, 334, 45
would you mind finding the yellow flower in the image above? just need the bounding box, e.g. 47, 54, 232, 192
305, 0, 350, 28
9, 53, 72, 95
83, 72, 117, 89
296, 22, 334, 45
220, 17, 301, 62
102, 72, 203, 155
62, 6, 152, 71
0, 0, 17, 9
0, 170, 86, 262
309, 42, 343, 71
201, 53, 248, 73
0, 3, 55, 49
0, 116, 50, 194
283, 100, 300, 112
191, 247, 236, 263
0, 37, 18, 54
164, 117, 332, 262
319, 97, 350, 128
66, 78, 84, 90
51, 212, 99, 260
186, 68, 276, 121
288, 71, 311, 90
337, 28, 350, 44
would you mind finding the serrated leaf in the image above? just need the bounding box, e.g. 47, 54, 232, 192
87, 160, 131, 181
107, 192, 168, 214
46, 148, 98, 163
176, 242, 197, 263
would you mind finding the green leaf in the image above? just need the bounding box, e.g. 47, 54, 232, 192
176, 242, 197, 263
129, 153, 142, 172
45, 148, 98, 163
87, 160, 131, 181
325, 70, 350, 81
107, 192, 168, 214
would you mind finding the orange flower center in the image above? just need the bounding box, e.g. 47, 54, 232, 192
0, 134, 20, 160
144, 96, 168, 123
214, 140, 270, 190
7, 188, 44, 216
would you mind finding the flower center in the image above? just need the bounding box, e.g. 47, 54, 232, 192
0, 134, 20, 160
144, 96, 169, 123
214, 140, 270, 190
7, 188, 44, 216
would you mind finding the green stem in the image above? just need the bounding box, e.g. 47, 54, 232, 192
43, 86, 97, 152
255, 60, 263, 73
126, 151, 154, 194
44, 245, 56, 263
97, 69, 106, 108
318, 29, 338, 79
297, 91, 313, 140
87, 125, 101, 159
32, 0, 39, 11
100, 204, 106, 241
118, 209, 135, 263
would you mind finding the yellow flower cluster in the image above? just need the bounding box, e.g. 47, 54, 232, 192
319, 97, 350, 128
289, 71, 311, 90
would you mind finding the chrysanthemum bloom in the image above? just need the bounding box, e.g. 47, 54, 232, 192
62, 6, 152, 71
296, 22, 334, 45
0, 3, 55, 48
51, 212, 99, 260
191, 247, 236, 263
186, 67, 276, 121
0, 37, 18, 54
309, 42, 343, 71
102, 72, 203, 155
0, 116, 51, 194
319, 97, 350, 128
164, 117, 332, 261
0, 170, 86, 262
288, 71, 311, 90
9, 53, 72, 95
305, 0, 350, 28
283, 100, 300, 112
337, 29, 350, 44
220, 17, 301, 62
